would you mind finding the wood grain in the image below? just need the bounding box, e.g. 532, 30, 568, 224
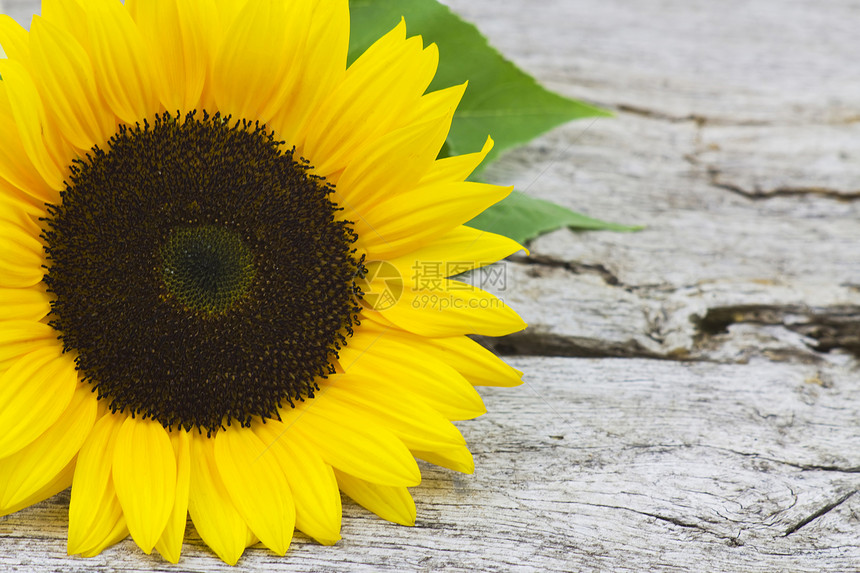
2, 0, 859, 571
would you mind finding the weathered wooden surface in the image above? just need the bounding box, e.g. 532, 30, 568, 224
3, 0, 860, 571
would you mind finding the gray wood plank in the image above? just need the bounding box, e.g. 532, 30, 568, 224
1, 358, 858, 572
1, 0, 858, 571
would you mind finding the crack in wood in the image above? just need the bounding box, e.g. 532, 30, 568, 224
638, 511, 712, 532
695, 304, 860, 357
510, 254, 622, 287
782, 490, 858, 537
626, 444, 860, 474
615, 104, 708, 125
491, 262, 858, 361
794, 464, 860, 474
706, 168, 860, 202
705, 446, 860, 474
615, 104, 784, 128
481, 331, 668, 360
566, 500, 745, 545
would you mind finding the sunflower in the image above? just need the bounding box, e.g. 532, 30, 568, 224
0, 0, 525, 565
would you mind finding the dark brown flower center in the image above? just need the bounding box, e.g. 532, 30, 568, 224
42, 111, 363, 433
160, 225, 257, 315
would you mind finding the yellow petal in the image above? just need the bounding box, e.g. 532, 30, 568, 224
338, 333, 487, 421
386, 224, 524, 281
334, 469, 416, 526
0, 15, 30, 63
271, 0, 348, 149
195, 0, 248, 111
0, 455, 76, 517
0, 220, 43, 289
365, 279, 526, 338
419, 136, 494, 186
0, 98, 59, 205
154, 429, 191, 564
0, 287, 51, 321
420, 335, 523, 388
188, 433, 249, 566
133, 0, 213, 113
68, 415, 127, 558
125, 0, 140, 17
397, 81, 466, 134
0, 346, 77, 458
335, 91, 459, 214
413, 445, 475, 474
355, 183, 512, 260
303, 21, 437, 177
214, 426, 296, 555
0, 320, 57, 372
356, 321, 523, 387
213, 0, 252, 33
213, 0, 312, 124
85, 0, 158, 124
0, 179, 47, 223
253, 421, 342, 545
0, 60, 68, 190
29, 16, 116, 151
0, 383, 96, 515
324, 380, 466, 451
41, 0, 88, 50
78, 517, 130, 558
112, 417, 177, 554
245, 528, 259, 549
287, 397, 421, 487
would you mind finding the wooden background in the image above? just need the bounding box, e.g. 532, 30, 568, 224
3, 0, 859, 570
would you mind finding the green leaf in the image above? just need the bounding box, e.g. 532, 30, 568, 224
467, 191, 642, 245
348, 0, 609, 168
348, 0, 635, 243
